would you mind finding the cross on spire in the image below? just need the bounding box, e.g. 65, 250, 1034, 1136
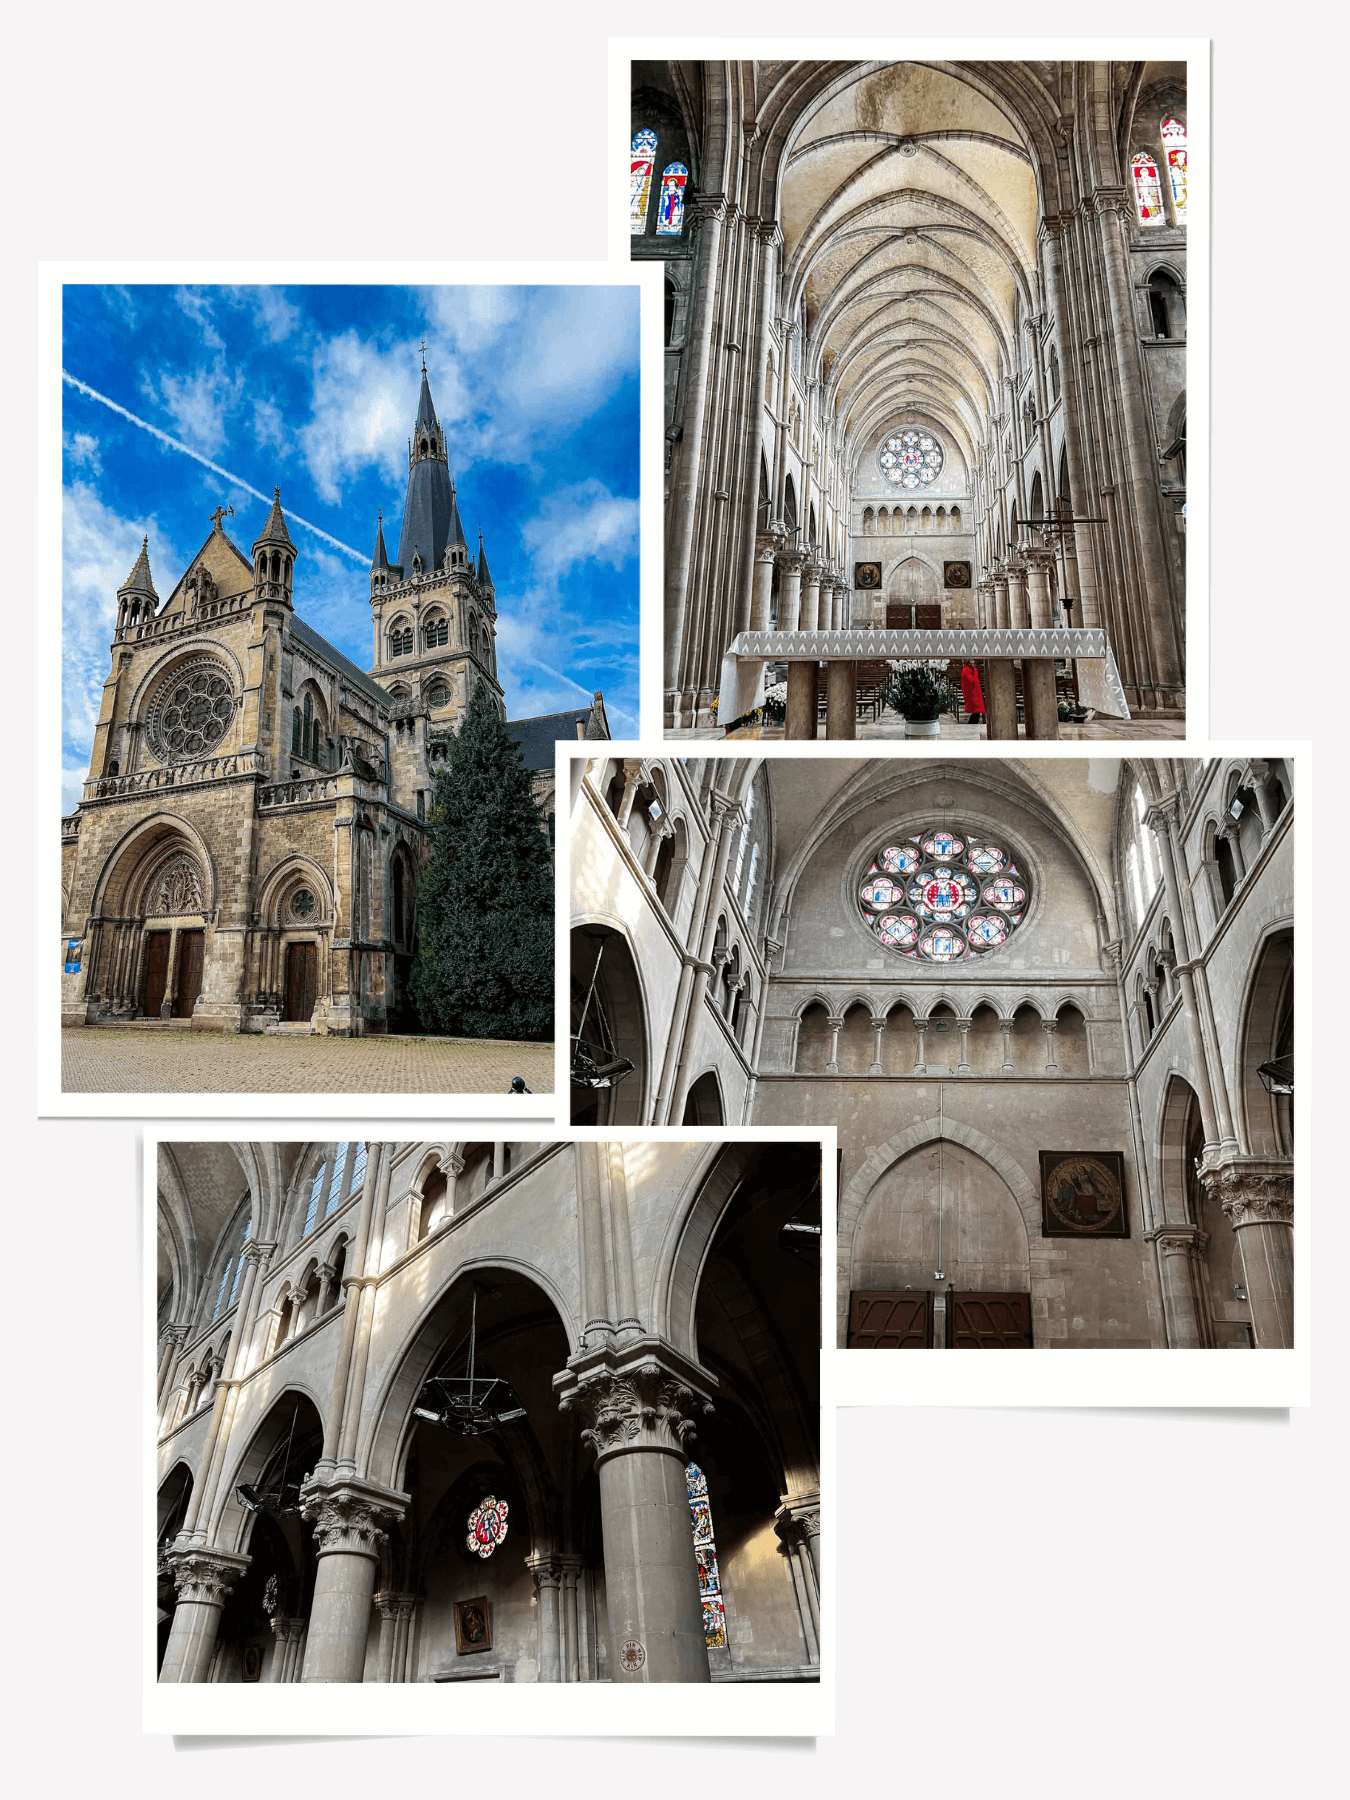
419, 338, 428, 372
209, 503, 235, 531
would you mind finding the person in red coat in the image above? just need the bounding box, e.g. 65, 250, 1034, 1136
960, 661, 986, 725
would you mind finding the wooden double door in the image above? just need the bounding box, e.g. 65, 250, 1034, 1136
142, 929, 204, 1019
283, 941, 318, 1022
849, 1290, 1033, 1348
886, 602, 944, 630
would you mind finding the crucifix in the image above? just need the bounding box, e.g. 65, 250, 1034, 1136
209, 504, 235, 530
419, 337, 428, 372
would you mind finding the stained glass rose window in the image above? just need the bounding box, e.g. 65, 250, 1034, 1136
858, 828, 1030, 963
466, 1495, 509, 1559
878, 428, 944, 489
147, 657, 236, 762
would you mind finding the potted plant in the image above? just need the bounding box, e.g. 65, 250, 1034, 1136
882, 659, 956, 738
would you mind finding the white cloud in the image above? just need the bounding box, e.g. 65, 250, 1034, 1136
65, 431, 101, 474
142, 358, 245, 456
243, 287, 301, 343
253, 397, 287, 455
519, 479, 639, 580
62, 480, 182, 777
299, 331, 435, 505
175, 286, 225, 350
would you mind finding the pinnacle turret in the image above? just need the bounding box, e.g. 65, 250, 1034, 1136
116, 535, 159, 629
251, 487, 297, 603
120, 536, 158, 599
476, 530, 494, 592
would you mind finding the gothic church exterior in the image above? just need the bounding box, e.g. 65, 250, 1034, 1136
61, 369, 608, 1035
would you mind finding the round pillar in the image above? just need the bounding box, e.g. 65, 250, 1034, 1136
1207, 1167, 1294, 1348
799, 560, 824, 631
1153, 1230, 1206, 1349
560, 1352, 714, 1685
825, 660, 857, 738
785, 662, 817, 739
1024, 548, 1057, 628
1006, 560, 1030, 628
529, 1556, 563, 1682
776, 550, 805, 632
985, 660, 1018, 740
159, 1546, 251, 1683
1022, 659, 1060, 739
750, 532, 781, 632
299, 1477, 407, 1683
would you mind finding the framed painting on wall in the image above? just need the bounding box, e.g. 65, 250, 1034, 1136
1039, 1150, 1130, 1238
454, 1597, 493, 1655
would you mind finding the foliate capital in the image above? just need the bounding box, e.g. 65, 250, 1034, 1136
1200, 1160, 1294, 1228
776, 547, 808, 575
299, 1475, 409, 1560
1143, 794, 1180, 838
242, 1238, 276, 1271
166, 1546, 251, 1608
556, 1340, 716, 1467
774, 1492, 821, 1549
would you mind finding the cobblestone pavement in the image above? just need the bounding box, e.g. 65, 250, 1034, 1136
62, 1028, 555, 1095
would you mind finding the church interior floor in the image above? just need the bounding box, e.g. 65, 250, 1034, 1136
61, 1028, 554, 1094
692, 714, 1188, 742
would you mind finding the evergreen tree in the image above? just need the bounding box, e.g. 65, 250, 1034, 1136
409, 682, 554, 1041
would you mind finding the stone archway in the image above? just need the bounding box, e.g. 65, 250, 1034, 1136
837, 1117, 1041, 1346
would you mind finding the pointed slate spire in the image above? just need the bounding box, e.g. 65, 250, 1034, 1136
446, 480, 468, 554
476, 528, 493, 592
252, 486, 296, 555
398, 359, 456, 574
120, 536, 158, 599
372, 509, 390, 571
414, 366, 439, 436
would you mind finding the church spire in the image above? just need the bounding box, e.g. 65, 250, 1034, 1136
252, 487, 297, 604
116, 535, 158, 630
396, 358, 458, 577
371, 508, 395, 595
476, 528, 494, 593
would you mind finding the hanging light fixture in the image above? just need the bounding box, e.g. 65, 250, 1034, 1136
235, 1403, 305, 1517
413, 1290, 527, 1436
570, 938, 636, 1089
1257, 1055, 1293, 1096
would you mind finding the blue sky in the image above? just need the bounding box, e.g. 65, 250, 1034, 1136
61, 283, 640, 810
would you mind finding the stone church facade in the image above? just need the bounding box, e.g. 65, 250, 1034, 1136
635, 59, 1188, 728
570, 755, 1293, 1350
61, 368, 609, 1035
156, 1138, 821, 1684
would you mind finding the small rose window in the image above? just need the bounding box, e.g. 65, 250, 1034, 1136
858, 828, 1030, 963
290, 889, 316, 919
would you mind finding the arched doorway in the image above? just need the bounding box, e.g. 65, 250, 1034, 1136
848, 1139, 1033, 1348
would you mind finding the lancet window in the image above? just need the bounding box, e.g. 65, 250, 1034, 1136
686, 1464, 727, 1648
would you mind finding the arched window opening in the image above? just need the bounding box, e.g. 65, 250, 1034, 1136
325, 1142, 349, 1218
212, 1213, 251, 1322
418, 1169, 448, 1240
291, 708, 301, 753
1131, 151, 1165, 224
302, 694, 313, 761
303, 1160, 327, 1236
1215, 830, 1237, 909
1143, 984, 1155, 1038
424, 614, 449, 649
1148, 271, 1184, 339
656, 162, 687, 236
1161, 116, 1187, 218
1029, 473, 1043, 520
664, 279, 675, 347
326, 1239, 346, 1308
630, 129, 657, 234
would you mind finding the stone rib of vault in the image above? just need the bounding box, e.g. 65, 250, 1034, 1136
718, 628, 1130, 724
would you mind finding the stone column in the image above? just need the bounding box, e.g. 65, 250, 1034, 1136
991, 573, 1010, 629
1042, 1019, 1059, 1076
830, 580, 844, 630
799, 560, 824, 632
315, 1260, 337, 1318
784, 661, 817, 740
1022, 658, 1060, 740
157, 1320, 190, 1405
642, 818, 673, 880
557, 1346, 715, 1684
1037, 215, 1103, 629
775, 549, 806, 632
1204, 1164, 1294, 1349
975, 579, 994, 629
654, 793, 741, 1124
528, 1555, 564, 1682
774, 1496, 821, 1667
913, 1019, 929, 1075
956, 1018, 972, 1074
825, 659, 857, 739
269, 1616, 305, 1682
1006, 560, 1030, 628
559, 1555, 584, 1682
868, 1017, 885, 1074
159, 1547, 251, 1683
1024, 547, 1057, 629
985, 660, 1018, 740
749, 530, 782, 632
298, 1475, 408, 1683
998, 1018, 1015, 1073
1151, 1227, 1207, 1349
824, 1014, 844, 1075
664, 196, 727, 707
1219, 819, 1247, 883
1245, 760, 1281, 834
615, 758, 644, 830
373, 1590, 401, 1682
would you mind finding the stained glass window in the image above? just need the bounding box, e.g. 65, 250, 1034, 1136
325, 1142, 348, 1216
1131, 153, 1164, 224
1160, 117, 1187, 217
878, 429, 944, 489
686, 1464, 727, 1649
857, 827, 1030, 963
350, 1141, 368, 1192
466, 1494, 509, 1559
303, 1163, 326, 1237
631, 130, 657, 235
656, 162, 688, 236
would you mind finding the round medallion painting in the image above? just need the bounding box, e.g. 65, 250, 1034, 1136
466, 1495, 509, 1559
858, 826, 1031, 964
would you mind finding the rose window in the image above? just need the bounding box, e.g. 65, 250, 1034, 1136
466, 1495, 509, 1560
290, 889, 315, 919
858, 828, 1029, 963
878, 429, 944, 489
147, 659, 236, 762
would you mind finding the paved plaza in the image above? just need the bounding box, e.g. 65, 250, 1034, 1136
62, 1026, 555, 1095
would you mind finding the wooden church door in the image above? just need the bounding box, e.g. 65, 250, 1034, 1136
284, 942, 317, 1022
142, 932, 171, 1017
847, 1291, 932, 1348
172, 931, 204, 1018
949, 1292, 1033, 1348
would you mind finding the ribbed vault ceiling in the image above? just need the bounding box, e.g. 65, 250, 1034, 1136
780, 64, 1039, 473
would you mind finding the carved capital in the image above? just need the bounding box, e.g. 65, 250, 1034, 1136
556, 1342, 716, 1466
166, 1545, 251, 1608
775, 547, 807, 574
687, 195, 728, 238
1151, 1225, 1209, 1260
1201, 1161, 1294, 1228
1143, 794, 1180, 838
774, 1492, 821, 1550
299, 1475, 408, 1560
270, 1613, 305, 1644
375, 1589, 417, 1621
526, 1552, 563, 1593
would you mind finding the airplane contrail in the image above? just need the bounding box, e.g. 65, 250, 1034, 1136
62, 370, 368, 560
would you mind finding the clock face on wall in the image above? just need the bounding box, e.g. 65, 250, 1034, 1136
878, 429, 944, 488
